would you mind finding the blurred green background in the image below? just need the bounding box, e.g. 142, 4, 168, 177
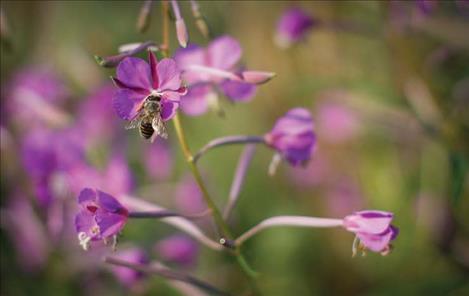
1, 1, 468, 295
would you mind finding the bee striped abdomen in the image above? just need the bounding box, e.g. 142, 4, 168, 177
139, 122, 154, 139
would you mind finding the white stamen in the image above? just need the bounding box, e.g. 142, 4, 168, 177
78, 232, 91, 251
268, 153, 282, 176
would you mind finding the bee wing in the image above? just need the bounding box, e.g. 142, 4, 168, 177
151, 115, 168, 140
125, 113, 144, 130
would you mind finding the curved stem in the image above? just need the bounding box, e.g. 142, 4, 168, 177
224, 144, 257, 220
235, 216, 344, 246
121, 195, 223, 251
193, 135, 265, 163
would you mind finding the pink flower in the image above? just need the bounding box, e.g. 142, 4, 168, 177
111, 51, 187, 138
75, 188, 129, 250
343, 210, 399, 255
155, 235, 198, 266
265, 108, 316, 166
275, 7, 316, 48
174, 35, 274, 116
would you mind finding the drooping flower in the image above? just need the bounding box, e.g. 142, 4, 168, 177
264, 108, 316, 167
111, 51, 187, 139
111, 248, 149, 288
75, 188, 129, 251
275, 7, 316, 49
343, 210, 399, 256
174, 35, 274, 116
155, 235, 198, 266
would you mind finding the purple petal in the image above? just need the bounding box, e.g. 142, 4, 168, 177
356, 228, 395, 252
96, 190, 127, 214
116, 57, 152, 90
220, 80, 257, 102
113, 89, 146, 120
276, 7, 315, 46
148, 51, 159, 89
78, 188, 97, 205
156, 58, 182, 91
174, 44, 206, 68
160, 100, 179, 121
180, 84, 212, 116
111, 248, 148, 287
96, 211, 127, 238
75, 210, 99, 239
207, 35, 242, 70
343, 211, 393, 234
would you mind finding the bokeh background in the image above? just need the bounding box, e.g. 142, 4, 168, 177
1, 1, 469, 295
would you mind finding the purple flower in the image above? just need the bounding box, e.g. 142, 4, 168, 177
174, 36, 258, 115
77, 84, 121, 145
343, 210, 399, 255
21, 128, 85, 206
75, 188, 129, 250
275, 7, 316, 48
111, 51, 187, 135
111, 248, 148, 288
264, 108, 316, 166
155, 235, 198, 266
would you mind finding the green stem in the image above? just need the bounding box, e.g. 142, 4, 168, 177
172, 114, 260, 289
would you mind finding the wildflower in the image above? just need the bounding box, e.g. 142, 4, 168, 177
343, 210, 399, 256
155, 235, 198, 266
174, 35, 274, 116
75, 188, 129, 251
171, 0, 189, 48
275, 7, 316, 48
112, 51, 187, 139
264, 108, 316, 167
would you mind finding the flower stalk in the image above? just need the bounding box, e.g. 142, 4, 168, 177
193, 135, 265, 163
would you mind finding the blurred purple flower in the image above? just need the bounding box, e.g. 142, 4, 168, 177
324, 179, 363, 217
287, 152, 330, 187
75, 188, 129, 250
275, 7, 316, 48
21, 128, 85, 206
155, 235, 198, 266
1, 194, 50, 272
144, 139, 173, 180
111, 248, 148, 287
265, 108, 316, 166
77, 84, 120, 145
174, 36, 258, 115
316, 102, 360, 143
343, 210, 399, 255
3, 66, 70, 127
112, 51, 187, 122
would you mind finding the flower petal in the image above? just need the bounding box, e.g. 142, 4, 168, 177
117, 57, 152, 90
207, 35, 242, 70
75, 210, 99, 239
357, 227, 394, 252
160, 100, 179, 121
156, 58, 182, 91
148, 51, 159, 89
96, 211, 127, 238
180, 84, 212, 116
97, 190, 127, 214
220, 80, 257, 102
78, 188, 97, 205
343, 211, 393, 234
113, 89, 146, 120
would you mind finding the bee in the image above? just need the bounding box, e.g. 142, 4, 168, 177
126, 95, 167, 142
